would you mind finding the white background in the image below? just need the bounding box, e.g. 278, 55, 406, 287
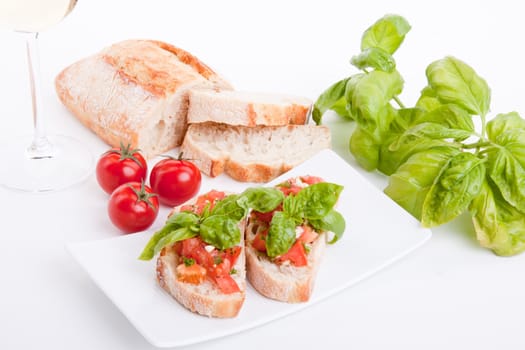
1, 0, 525, 349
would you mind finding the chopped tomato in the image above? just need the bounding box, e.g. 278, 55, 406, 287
277, 181, 303, 196
297, 225, 318, 244
251, 203, 282, 223
222, 246, 242, 267
179, 190, 226, 215
180, 237, 213, 267
300, 175, 324, 185
176, 263, 206, 284
252, 230, 268, 252
176, 236, 241, 294
275, 240, 308, 267
213, 275, 241, 294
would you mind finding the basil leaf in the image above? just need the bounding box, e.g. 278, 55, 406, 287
266, 211, 296, 258
393, 122, 472, 146
211, 194, 246, 221
384, 148, 460, 219
416, 86, 442, 112
282, 194, 304, 225
238, 187, 284, 213
380, 137, 459, 176
351, 70, 403, 135
426, 56, 490, 116
350, 125, 381, 171
484, 113, 525, 212
421, 152, 485, 227
152, 227, 197, 258
309, 209, 346, 244
165, 211, 199, 227
487, 112, 525, 140
313, 77, 351, 124
351, 47, 396, 72
469, 177, 525, 256
297, 182, 344, 220
417, 104, 475, 134
139, 212, 200, 260
360, 14, 411, 54
200, 215, 241, 250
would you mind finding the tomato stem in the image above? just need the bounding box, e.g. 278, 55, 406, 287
129, 181, 158, 212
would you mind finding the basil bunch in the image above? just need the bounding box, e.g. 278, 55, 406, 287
314, 14, 525, 256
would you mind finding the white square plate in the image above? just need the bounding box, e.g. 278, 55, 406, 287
67, 149, 431, 348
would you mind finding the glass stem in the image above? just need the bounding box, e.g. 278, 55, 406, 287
24, 31, 53, 159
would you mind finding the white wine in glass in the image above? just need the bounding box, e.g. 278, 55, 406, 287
0, 0, 93, 192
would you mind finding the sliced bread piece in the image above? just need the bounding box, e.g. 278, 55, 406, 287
180, 122, 331, 182
55, 40, 232, 158
245, 221, 326, 302
187, 89, 312, 126
156, 231, 246, 318
150, 191, 246, 318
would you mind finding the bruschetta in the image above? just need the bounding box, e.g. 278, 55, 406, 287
138, 186, 288, 317
245, 176, 345, 303
139, 190, 247, 318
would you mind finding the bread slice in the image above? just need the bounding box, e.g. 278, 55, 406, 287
245, 219, 326, 303
180, 122, 331, 182
55, 39, 232, 158
155, 193, 246, 318
187, 89, 311, 126
156, 228, 246, 318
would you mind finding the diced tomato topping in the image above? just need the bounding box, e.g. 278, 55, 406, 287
176, 236, 241, 294
176, 263, 206, 284
277, 182, 303, 196
297, 225, 318, 244
300, 175, 324, 185
251, 203, 282, 224
252, 230, 268, 252
213, 274, 241, 294
179, 190, 226, 215
275, 240, 308, 267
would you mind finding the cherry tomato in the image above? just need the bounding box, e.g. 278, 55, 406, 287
107, 181, 159, 233
96, 143, 147, 194
150, 154, 202, 207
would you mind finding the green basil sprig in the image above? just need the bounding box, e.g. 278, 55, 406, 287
266, 182, 345, 258
314, 14, 525, 256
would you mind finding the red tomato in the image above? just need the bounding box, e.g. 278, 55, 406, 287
213, 275, 241, 294
107, 182, 159, 233
96, 144, 147, 194
275, 240, 308, 267
150, 155, 202, 207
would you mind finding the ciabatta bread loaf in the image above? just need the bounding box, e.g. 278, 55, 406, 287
187, 89, 311, 126
55, 40, 232, 158
180, 123, 331, 182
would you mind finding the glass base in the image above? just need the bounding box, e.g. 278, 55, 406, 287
0, 134, 94, 193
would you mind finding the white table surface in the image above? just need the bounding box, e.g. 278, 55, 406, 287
1, 0, 525, 349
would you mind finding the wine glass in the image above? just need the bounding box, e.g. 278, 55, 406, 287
0, 0, 93, 192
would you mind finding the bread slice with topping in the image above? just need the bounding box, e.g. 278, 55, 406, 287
141, 190, 246, 318
187, 89, 311, 126
180, 123, 331, 182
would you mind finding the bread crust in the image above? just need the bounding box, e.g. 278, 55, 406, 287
187, 89, 311, 126
245, 220, 326, 303
180, 123, 331, 182
55, 39, 231, 158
